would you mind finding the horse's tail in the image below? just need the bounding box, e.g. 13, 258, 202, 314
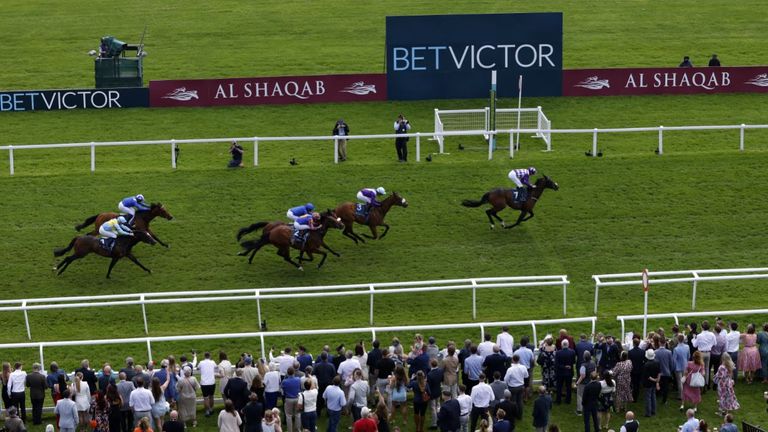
236, 222, 269, 241
461, 192, 491, 208
74, 214, 99, 231
53, 237, 78, 257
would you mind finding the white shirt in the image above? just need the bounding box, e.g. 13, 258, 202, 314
726, 330, 741, 352
129, 387, 155, 411
693, 330, 716, 352
337, 358, 361, 382
300, 388, 318, 412
274, 354, 296, 376
8, 369, 26, 394
457, 394, 472, 416
496, 333, 514, 356
264, 371, 280, 393
503, 364, 529, 388
300, 375, 318, 390
197, 359, 217, 386
477, 341, 495, 359
469, 382, 494, 408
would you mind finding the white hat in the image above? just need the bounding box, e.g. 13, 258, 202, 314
645, 349, 655, 360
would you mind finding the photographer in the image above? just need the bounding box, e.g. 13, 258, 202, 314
228, 140, 244, 168
332, 119, 350, 162
393, 114, 411, 162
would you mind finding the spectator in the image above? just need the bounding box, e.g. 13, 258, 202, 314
555, 329, 575, 351
618, 411, 638, 432
681, 351, 705, 412
720, 413, 737, 432
537, 337, 557, 394
296, 346, 314, 374
427, 359, 444, 428
553, 339, 575, 404
478, 334, 495, 359
134, 416, 153, 432
463, 345, 483, 394
389, 366, 408, 425
175, 367, 200, 428
299, 380, 318, 432
26, 362, 47, 425
313, 352, 335, 417
679, 56, 693, 67
92, 390, 110, 432
627, 338, 645, 402
726, 322, 740, 381
55, 389, 79, 432
117, 372, 136, 432
4, 406, 26, 432
322, 376, 346, 432
99, 365, 117, 392
228, 140, 244, 168
575, 351, 595, 415
120, 358, 137, 382
492, 408, 511, 432
710, 323, 727, 390
241, 356, 259, 385
575, 334, 594, 371
708, 54, 721, 67
281, 366, 302, 432
458, 340, 473, 390
672, 334, 690, 401
654, 336, 674, 405
698, 419, 710, 432
393, 114, 411, 162
409, 370, 429, 432
738, 323, 761, 384
338, 350, 361, 398
489, 372, 506, 417
75, 360, 98, 394
129, 378, 155, 429
513, 336, 535, 401
483, 346, 507, 381
195, 351, 217, 417
715, 352, 740, 415
354, 344, 369, 381
8, 362, 26, 422
217, 399, 242, 432
641, 349, 660, 417
217, 352, 234, 402
150, 374, 171, 431
476, 417, 491, 432
437, 390, 460, 432
105, 384, 123, 432
426, 337, 440, 361
332, 119, 349, 162
366, 341, 382, 393
495, 390, 516, 429
242, 393, 264, 432
223, 368, 250, 413
351, 406, 377, 432
348, 368, 369, 422
503, 354, 527, 420
457, 385, 471, 432
597, 370, 615, 430
132, 366, 151, 389
692, 320, 716, 389
613, 351, 633, 412
261, 408, 282, 432
496, 327, 514, 357
596, 335, 620, 372
759, 323, 768, 384
374, 398, 389, 432
442, 345, 460, 398
71, 372, 92, 430
161, 411, 184, 432
581, 371, 601, 432
46, 362, 68, 399
469, 373, 493, 432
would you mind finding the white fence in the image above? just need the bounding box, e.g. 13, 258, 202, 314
592, 267, 768, 314
4, 122, 768, 175
433, 107, 552, 150
616, 308, 768, 338
0, 275, 570, 341
0, 317, 597, 366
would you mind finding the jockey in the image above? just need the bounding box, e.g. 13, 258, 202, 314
286, 203, 315, 221
507, 167, 537, 201
293, 212, 321, 243
356, 187, 386, 210
99, 216, 133, 250
118, 194, 151, 224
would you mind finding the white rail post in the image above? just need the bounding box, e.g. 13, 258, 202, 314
509, 130, 515, 158
334, 138, 339, 164
90, 142, 96, 173
691, 272, 699, 311
8, 145, 14, 176
369, 285, 375, 325
619, 318, 625, 341
593, 283, 600, 314
488, 138, 494, 161
22, 301, 31, 340
416, 133, 421, 162
531, 323, 538, 347
259, 334, 266, 360
256, 290, 262, 329
471, 279, 478, 320
672, 313, 680, 327
562, 277, 567, 316
371, 328, 377, 342
590, 318, 596, 342
253, 137, 259, 166
140, 295, 149, 334
171, 140, 177, 169
146, 339, 153, 363
592, 128, 598, 157
740, 124, 745, 151
479, 324, 485, 341
39, 344, 45, 366
658, 126, 664, 155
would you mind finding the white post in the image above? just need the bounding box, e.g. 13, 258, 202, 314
642, 289, 649, 339
658, 126, 664, 155
416, 133, 421, 162
531, 322, 538, 347
488, 138, 494, 161
590, 319, 596, 342
620, 318, 626, 342
259, 334, 266, 360
592, 128, 598, 157
593, 284, 600, 314
334, 138, 339, 164
562, 279, 567, 316
479, 324, 485, 341
253, 138, 259, 166
471, 279, 478, 320
39, 344, 45, 366
369, 285, 375, 325
22, 301, 31, 340
146, 339, 153, 363
515, 75, 523, 150
171, 140, 177, 169
509, 131, 515, 159
256, 290, 262, 329
90, 142, 95, 173
8, 145, 14, 176
740, 124, 745, 151
692, 279, 698, 311
140, 295, 148, 334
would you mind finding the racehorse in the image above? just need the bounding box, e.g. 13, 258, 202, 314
462, 175, 559, 229
334, 192, 408, 244
53, 230, 157, 278
236, 210, 344, 270
74, 203, 174, 248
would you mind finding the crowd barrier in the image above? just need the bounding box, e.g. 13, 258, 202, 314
616, 308, 768, 339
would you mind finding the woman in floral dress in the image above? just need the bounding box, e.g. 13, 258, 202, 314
91, 391, 110, 432
612, 351, 633, 412
537, 337, 557, 393
715, 352, 740, 415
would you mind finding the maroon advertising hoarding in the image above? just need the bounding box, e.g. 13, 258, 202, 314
149, 73, 387, 107
563, 66, 768, 96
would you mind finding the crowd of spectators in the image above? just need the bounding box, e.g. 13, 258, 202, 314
1, 320, 767, 432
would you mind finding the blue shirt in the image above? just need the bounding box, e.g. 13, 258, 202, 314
282, 376, 301, 399
295, 215, 313, 226
122, 196, 150, 210
513, 347, 534, 369
575, 340, 594, 366
289, 205, 310, 216
464, 355, 483, 381
673, 344, 690, 373
322, 385, 346, 411
681, 418, 699, 432
297, 354, 313, 372
654, 347, 674, 377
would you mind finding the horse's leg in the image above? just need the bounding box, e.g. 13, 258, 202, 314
485, 209, 496, 229
361, 225, 379, 240
379, 224, 391, 239
342, 226, 362, 244
315, 250, 329, 269
126, 253, 152, 274
504, 211, 527, 229
106, 257, 120, 279
148, 229, 169, 248
321, 241, 341, 257
299, 251, 314, 262
278, 247, 303, 270
55, 256, 76, 275
523, 211, 535, 221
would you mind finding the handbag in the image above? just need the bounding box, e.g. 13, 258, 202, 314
422, 388, 431, 402
391, 385, 406, 402
689, 369, 705, 388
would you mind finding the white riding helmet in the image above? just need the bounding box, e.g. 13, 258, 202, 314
376, 187, 386, 195
117, 216, 127, 224
135, 194, 145, 202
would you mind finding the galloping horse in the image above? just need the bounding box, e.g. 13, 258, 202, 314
74, 203, 174, 248
462, 175, 559, 229
53, 231, 157, 278
236, 210, 344, 270
334, 192, 408, 244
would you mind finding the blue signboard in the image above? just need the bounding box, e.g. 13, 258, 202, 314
0, 87, 148, 112
386, 13, 563, 100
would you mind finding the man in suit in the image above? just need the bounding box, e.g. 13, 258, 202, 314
26, 363, 47, 425
483, 345, 508, 380
222, 368, 249, 412
554, 340, 576, 404
582, 372, 602, 432
427, 359, 445, 429
628, 338, 646, 402
532, 386, 552, 432
75, 359, 98, 393
55, 389, 79, 432
437, 391, 460, 432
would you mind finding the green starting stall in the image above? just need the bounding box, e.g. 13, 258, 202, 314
94, 35, 145, 88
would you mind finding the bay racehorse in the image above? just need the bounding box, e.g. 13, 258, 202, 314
74, 203, 174, 248
334, 192, 408, 244
53, 230, 157, 278
462, 175, 559, 229
236, 210, 344, 270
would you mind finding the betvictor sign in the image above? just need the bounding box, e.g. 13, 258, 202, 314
0, 87, 148, 112
563, 66, 768, 96
149, 74, 386, 107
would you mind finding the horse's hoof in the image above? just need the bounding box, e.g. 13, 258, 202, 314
501, 221, 506, 228
164, 244, 171, 249
298, 266, 304, 272
52, 267, 57, 271
237, 250, 247, 256
490, 224, 495, 230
